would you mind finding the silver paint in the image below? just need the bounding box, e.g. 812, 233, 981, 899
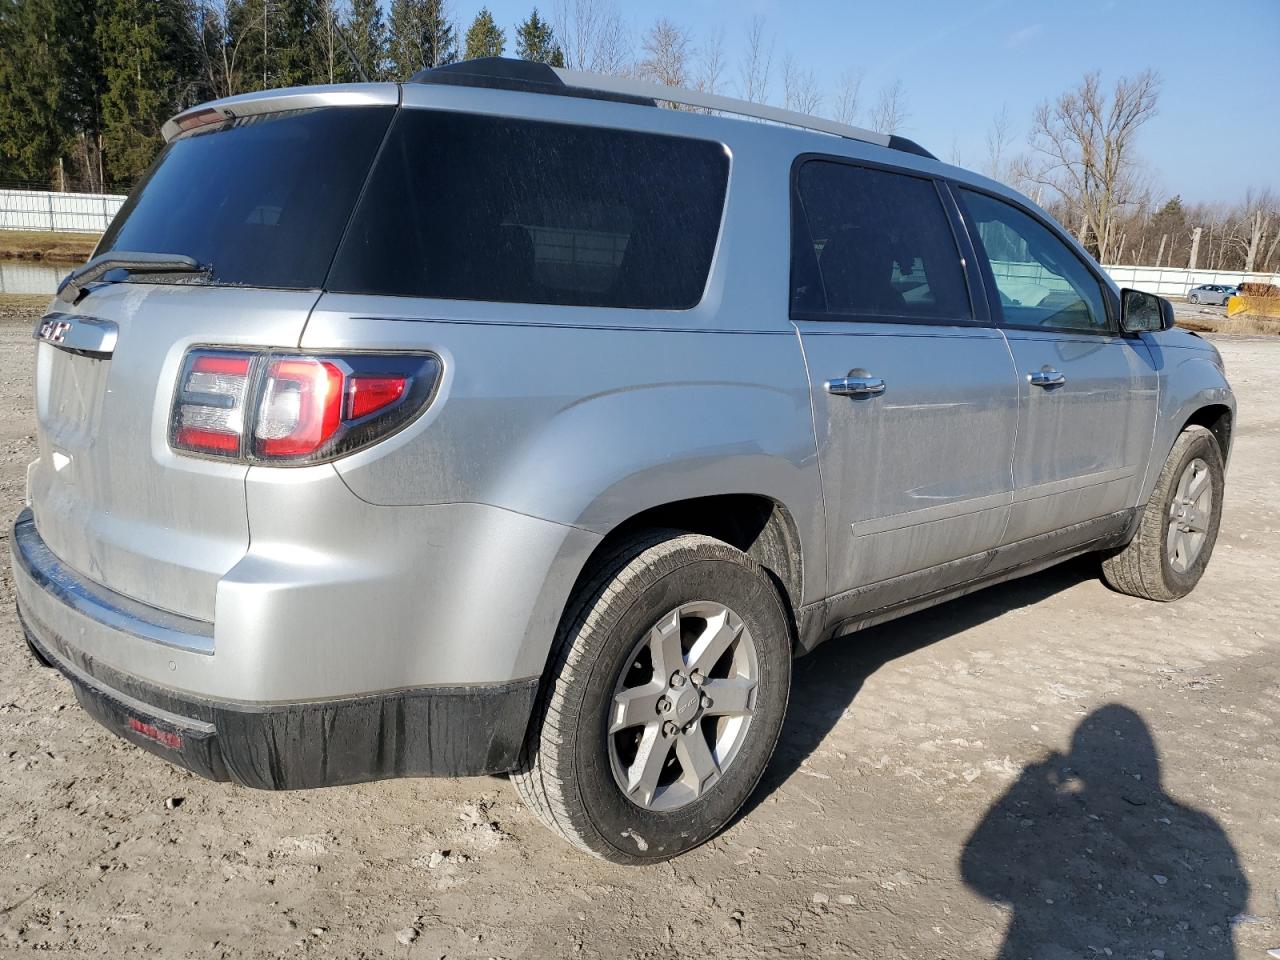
12, 78, 1236, 712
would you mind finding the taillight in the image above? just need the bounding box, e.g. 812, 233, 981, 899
254, 357, 344, 459
169, 348, 439, 464
172, 350, 254, 458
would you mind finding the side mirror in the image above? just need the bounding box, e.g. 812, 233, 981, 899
1120, 288, 1174, 333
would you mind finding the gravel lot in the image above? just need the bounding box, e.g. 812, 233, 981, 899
0, 306, 1276, 958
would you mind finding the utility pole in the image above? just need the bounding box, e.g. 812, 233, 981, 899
1188, 227, 1202, 271
263, 0, 269, 88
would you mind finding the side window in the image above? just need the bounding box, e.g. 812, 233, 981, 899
791, 160, 972, 322
328, 111, 730, 309
958, 189, 1110, 333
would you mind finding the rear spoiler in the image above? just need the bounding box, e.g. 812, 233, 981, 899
162, 84, 399, 142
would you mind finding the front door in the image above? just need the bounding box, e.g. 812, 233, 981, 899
954, 188, 1159, 547
790, 159, 1019, 599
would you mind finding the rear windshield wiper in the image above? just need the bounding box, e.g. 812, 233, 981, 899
56, 251, 210, 304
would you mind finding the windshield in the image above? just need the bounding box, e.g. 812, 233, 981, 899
98, 107, 394, 289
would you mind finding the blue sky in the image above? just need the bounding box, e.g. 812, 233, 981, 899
464, 0, 1279, 205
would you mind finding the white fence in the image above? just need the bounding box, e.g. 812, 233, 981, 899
1100, 265, 1280, 299
992, 259, 1280, 301
0, 189, 127, 233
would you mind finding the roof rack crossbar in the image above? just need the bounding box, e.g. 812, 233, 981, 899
551, 67, 897, 151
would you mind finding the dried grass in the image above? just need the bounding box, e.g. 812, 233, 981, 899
0, 230, 98, 264
1177, 314, 1280, 336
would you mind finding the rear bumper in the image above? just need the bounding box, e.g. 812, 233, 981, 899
11, 508, 538, 786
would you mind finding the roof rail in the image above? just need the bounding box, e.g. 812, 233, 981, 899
410, 58, 655, 107
410, 58, 936, 160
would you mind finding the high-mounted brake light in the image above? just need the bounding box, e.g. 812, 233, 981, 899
174, 107, 230, 134
169, 349, 439, 464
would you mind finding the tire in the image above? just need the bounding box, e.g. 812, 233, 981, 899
512, 531, 792, 863
1189, 293, 1200, 304
1102, 425, 1224, 601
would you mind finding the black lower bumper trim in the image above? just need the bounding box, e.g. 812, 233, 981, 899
20, 616, 538, 790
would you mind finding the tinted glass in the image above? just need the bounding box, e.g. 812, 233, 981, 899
328, 111, 730, 309
791, 160, 971, 321
99, 108, 394, 289
959, 189, 1110, 333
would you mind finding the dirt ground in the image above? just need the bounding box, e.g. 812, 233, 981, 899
0, 305, 1276, 959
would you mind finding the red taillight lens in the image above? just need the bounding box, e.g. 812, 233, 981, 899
171, 351, 254, 458
169, 348, 439, 464
254, 357, 345, 459
346, 375, 407, 420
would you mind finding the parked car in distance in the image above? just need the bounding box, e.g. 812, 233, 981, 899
1188, 283, 1236, 305
11, 58, 1236, 863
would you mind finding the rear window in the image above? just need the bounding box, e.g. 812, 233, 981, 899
326, 110, 730, 309
98, 108, 394, 289
791, 160, 971, 322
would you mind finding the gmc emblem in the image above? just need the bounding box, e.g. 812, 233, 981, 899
37, 318, 72, 344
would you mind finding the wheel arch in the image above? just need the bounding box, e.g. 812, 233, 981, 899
555, 494, 806, 663
1181, 403, 1233, 462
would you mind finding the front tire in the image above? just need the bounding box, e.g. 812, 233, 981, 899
1189, 293, 1200, 304
1102, 425, 1224, 600
513, 531, 792, 863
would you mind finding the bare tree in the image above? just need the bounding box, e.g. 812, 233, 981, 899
317, 0, 348, 84
983, 104, 1015, 182
554, 0, 631, 75
782, 54, 822, 115
831, 69, 862, 126
197, 0, 266, 99
1237, 188, 1276, 274
638, 17, 692, 89
737, 16, 773, 104
869, 80, 908, 134
1025, 70, 1161, 264
693, 25, 726, 95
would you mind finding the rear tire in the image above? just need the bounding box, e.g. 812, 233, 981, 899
513, 531, 792, 863
1101, 426, 1224, 601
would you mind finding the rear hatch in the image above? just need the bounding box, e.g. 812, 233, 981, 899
28, 99, 395, 621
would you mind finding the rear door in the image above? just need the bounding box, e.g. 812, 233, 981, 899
28, 103, 393, 620
954, 187, 1158, 548
791, 159, 1019, 596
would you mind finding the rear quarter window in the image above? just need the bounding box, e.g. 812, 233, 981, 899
326, 111, 730, 309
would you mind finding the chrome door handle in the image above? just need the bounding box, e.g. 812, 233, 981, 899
826, 375, 886, 398
1027, 369, 1066, 388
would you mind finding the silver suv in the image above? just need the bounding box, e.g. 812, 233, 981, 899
10, 59, 1234, 863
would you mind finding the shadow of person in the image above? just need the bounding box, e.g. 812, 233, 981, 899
961, 705, 1248, 960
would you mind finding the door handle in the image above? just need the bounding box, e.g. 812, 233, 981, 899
826, 375, 886, 398
1027, 369, 1066, 388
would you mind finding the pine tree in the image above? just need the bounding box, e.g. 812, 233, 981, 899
0, 0, 99, 183
273, 0, 324, 88
97, 0, 200, 185
514, 7, 563, 66
388, 0, 456, 78
345, 0, 388, 80
464, 7, 503, 60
